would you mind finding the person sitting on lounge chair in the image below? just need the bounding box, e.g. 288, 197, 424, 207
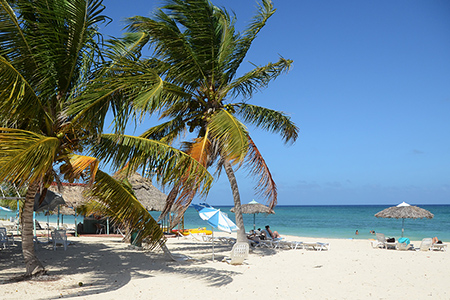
247, 231, 262, 246
432, 237, 443, 244
262, 225, 281, 239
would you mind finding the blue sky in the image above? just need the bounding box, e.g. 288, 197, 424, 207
99, 0, 450, 206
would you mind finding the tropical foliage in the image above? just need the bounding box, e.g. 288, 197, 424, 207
120, 0, 299, 242
0, 0, 213, 277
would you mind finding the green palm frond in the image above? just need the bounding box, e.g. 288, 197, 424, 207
57, 0, 108, 94
84, 170, 164, 248
69, 59, 164, 134
92, 134, 213, 194
227, 57, 293, 99
236, 104, 299, 144
0, 56, 51, 128
102, 33, 149, 65
245, 136, 277, 209
126, 3, 211, 89
1, 1, 107, 102
0, 0, 37, 67
140, 117, 186, 145
226, 0, 275, 80
207, 109, 248, 163
0, 128, 59, 185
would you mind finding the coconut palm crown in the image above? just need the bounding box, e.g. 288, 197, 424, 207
125, 0, 299, 242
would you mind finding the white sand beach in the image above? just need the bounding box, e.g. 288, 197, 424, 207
1, 229, 449, 300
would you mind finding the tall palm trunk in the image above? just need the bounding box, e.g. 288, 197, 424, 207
222, 159, 247, 243
21, 182, 45, 276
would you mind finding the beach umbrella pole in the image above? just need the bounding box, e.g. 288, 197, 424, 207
57, 205, 60, 230
47, 212, 50, 243
33, 211, 36, 238
16, 200, 20, 235
74, 213, 77, 237
253, 213, 256, 230
402, 218, 405, 237
212, 227, 215, 261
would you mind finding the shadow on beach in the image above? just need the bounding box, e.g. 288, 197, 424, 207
0, 237, 242, 299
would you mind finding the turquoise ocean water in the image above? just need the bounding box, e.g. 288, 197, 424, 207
163, 205, 450, 241
2, 205, 449, 241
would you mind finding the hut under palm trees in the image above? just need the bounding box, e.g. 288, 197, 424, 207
47, 174, 169, 234
49, 173, 168, 214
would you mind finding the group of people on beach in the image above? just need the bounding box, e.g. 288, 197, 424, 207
247, 225, 281, 243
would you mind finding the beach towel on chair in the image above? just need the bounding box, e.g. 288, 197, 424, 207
398, 237, 410, 245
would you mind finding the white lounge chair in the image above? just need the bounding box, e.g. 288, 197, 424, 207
218, 237, 236, 244
160, 243, 194, 262
396, 242, 413, 251
273, 240, 296, 249
417, 238, 432, 251
288, 241, 304, 250
376, 233, 396, 249
431, 243, 447, 252
375, 233, 386, 249
51, 229, 69, 251
303, 242, 330, 251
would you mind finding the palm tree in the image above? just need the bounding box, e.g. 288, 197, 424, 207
0, 0, 213, 277
124, 0, 299, 243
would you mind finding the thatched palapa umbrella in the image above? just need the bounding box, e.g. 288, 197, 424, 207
375, 202, 434, 237
48, 183, 88, 215
49, 174, 168, 213
47, 183, 89, 234
230, 199, 275, 230
125, 173, 168, 212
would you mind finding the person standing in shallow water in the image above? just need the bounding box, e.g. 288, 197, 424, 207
355, 230, 359, 235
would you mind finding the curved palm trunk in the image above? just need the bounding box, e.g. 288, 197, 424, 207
21, 182, 45, 276
222, 159, 247, 243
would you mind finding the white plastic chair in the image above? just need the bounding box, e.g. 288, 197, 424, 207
0, 227, 8, 249
229, 242, 249, 265
51, 229, 69, 251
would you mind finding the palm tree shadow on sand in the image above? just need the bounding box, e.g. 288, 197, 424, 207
0, 238, 240, 299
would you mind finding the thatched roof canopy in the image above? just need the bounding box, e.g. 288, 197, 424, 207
375, 203, 434, 219
230, 203, 275, 215
125, 173, 168, 211
47, 173, 168, 215
48, 183, 88, 215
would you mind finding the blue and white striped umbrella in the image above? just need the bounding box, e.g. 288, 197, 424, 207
198, 206, 238, 233
0, 206, 12, 212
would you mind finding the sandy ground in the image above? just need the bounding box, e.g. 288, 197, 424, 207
0, 227, 449, 300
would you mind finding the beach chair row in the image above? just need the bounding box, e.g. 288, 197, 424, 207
250, 238, 329, 251
373, 233, 447, 251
